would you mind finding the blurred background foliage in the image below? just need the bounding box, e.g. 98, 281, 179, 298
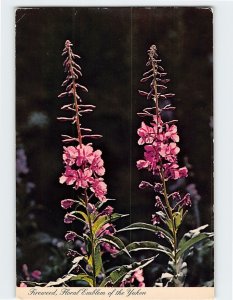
16, 7, 213, 286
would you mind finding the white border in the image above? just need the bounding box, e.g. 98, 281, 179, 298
1, 1, 233, 299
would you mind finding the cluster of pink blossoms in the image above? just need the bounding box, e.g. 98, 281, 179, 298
137, 44, 191, 227
57, 40, 118, 259
120, 269, 145, 287
59, 144, 107, 202
137, 118, 188, 180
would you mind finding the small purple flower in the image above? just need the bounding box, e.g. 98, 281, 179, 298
154, 183, 163, 193
31, 270, 41, 280
170, 192, 181, 201
67, 249, 79, 258
182, 193, 191, 207
65, 231, 78, 241
101, 205, 114, 216
139, 181, 153, 189
151, 214, 160, 225
64, 213, 77, 224
61, 199, 75, 209
154, 196, 163, 208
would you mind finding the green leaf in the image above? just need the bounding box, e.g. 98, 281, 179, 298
92, 213, 128, 236
70, 273, 93, 287
117, 222, 173, 245
75, 199, 86, 209
109, 256, 155, 286
83, 233, 92, 255
94, 245, 103, 276
68, 211, 86, 225
165, 219, 174, 233
173, 212, 182, 230
118, 241, 173, 259
177, 225, 213, 260
75, 211, 89, 223
99, 276, 112, 287
95, 198, 116, 210
98, 234, 131, 257
178, 224, 209, 249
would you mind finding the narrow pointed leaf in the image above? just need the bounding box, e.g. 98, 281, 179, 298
117, 241, 173, 259
177, 232, 213, 260
98, 234, 131, 257
177, 225, 213, 260
92, 213, 128, 236
99, 276, 112, 287
94, 245, 103, 276
70, 273, 93, 286
117, 222, 173, 245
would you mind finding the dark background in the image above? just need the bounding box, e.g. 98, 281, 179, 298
16, 7, 213, 286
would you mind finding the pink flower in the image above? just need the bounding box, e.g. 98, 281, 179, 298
170, 192, 181, 201
75, 144, 94, 166
178, 167, 188, 178
90, 150, 105, 176
151, 214, 160, 225
181, 193, 191, 207
64, 213, 77, 224
133, 269, 144, 283
63, 146, 78, 166
101, 242, 119, 255
139, 282, 146, 287
165, 124, 179, 142
154, 195, 163, 208
61, 199, 75, 209
31, 270, 41, 280
159, 142, 180, 162
100, 205, 114, 216
137, 122, 155, 145
20, 282, 27, 287
59, 166, 77, 185
144, 144, 160, 167
136, 159, 149, 170
90, 178, 107, 201
96, 223, 115, 237
120, 269, 145, 287
139, 181, 153, 189
170, 166, 188, 180
96, 223, 118, 254
75, 168, 93, 189
65, 231, 78, 241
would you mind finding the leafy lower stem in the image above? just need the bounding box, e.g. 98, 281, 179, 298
160, 168, 178, 279
84, 190, 97, 287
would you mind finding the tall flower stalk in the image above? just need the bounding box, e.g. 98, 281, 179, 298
137, 45, 189, 273
52, 40, 155, 288
121, 44, 213, 287
57, 40, 119, 286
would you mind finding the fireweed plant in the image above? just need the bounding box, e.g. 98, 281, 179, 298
119, 45, 213, 287
43, 40, 155, 288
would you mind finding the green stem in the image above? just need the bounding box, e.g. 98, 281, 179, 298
67, 46, 96, 285
160, 169, 178, 279
84, 190, 97, 287
149, 49, 178, 280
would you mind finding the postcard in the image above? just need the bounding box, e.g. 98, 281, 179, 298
16, 7, 214, 299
